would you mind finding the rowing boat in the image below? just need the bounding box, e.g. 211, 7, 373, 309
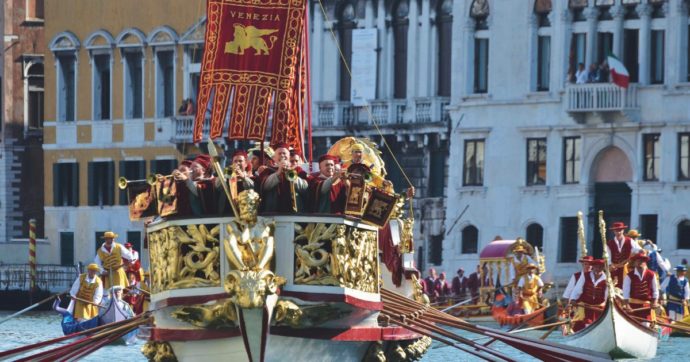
562, 301, 658, 359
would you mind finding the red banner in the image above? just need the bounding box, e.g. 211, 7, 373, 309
193, 0, 307, 153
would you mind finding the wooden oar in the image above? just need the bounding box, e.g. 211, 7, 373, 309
508, 320, 569, 334
441, 297, 474, 312
628, 315, 690, 334
539, 323, 561, 340
0, 290, 69, 326
71, 296, 107, 309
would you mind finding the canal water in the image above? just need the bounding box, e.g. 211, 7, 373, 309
0, 311, 686, 361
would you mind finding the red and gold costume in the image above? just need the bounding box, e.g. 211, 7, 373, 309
624, 267, 657, 321
572, 271, 607, 332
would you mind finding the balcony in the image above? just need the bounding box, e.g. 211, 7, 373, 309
171, 116, 228, 143
316, 97, 449, 127
565, 84, 639, 123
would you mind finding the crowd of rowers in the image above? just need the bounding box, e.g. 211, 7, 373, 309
161, 141, 412, 217
54, 231, 149, 324
561, 222, 689, 332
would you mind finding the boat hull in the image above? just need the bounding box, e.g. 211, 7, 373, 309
563, 302, 657, 359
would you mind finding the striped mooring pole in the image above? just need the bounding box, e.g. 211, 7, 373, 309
29, 219, 37, 292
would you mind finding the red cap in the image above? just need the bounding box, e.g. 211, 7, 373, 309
272, 142, 290, 151
579, 255, 594, 263
318, 154, 339, 163
193, 154, 212, 170
232, 149, 248, 158
590, 259, 605, 267
179, 160, 193, 168
630, 252, 650, 262
609, 222, 628, 231
124, 242, 132, 248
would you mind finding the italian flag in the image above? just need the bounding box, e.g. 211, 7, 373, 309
608, 54, 629, 88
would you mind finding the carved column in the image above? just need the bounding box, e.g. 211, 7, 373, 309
450, 0, 464, 98
406, 0, 419, 98
463, 18, 477, 95
611, 5, 625, 57
561, 9, 574, 87
377, 0, 388, 99
419, 0, 431, 96
636, 3, 653, 85
584, 7, 598, 65
528, 14, 539, 92
312, 7, 324, 102
677, 0, 690, 83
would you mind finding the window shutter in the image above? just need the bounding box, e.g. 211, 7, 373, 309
71, 163, 80, 206
138, 160, 146, 178
88, 162, 95, 206
149, 160, 157, 175
106, 161, 114, 205
53, 163, 60, 206
119, 160, 127, 205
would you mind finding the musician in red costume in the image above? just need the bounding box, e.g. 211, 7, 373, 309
217, 149, 255, 215
307, 154, 346, 214
124, 242, 143, 282
258, 143, 307, 213
568, 259, 608, 332
605, 222, 642, 288
562, 255, 593, 300
622, 252, 659, 323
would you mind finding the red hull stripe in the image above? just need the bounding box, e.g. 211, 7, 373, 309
151, 327, 241, 341
270, 326, 419, 341
152, 292, 230, 309
279, 290, 383, 310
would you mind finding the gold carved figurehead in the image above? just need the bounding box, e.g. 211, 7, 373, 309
224, 190, 285, 309
224, 24, 278, 55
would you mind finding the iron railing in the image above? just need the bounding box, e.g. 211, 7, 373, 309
0, 264, 79, 292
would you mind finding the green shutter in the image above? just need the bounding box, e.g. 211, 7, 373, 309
119, 160, 127, 205
106, 161, 114, 205
53, 163, 60, 206
149, 160, 157, 175
137, 160, 146, 179
71, 163, 80, 206
88, 162, 95, 206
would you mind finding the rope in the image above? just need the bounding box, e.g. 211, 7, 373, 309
315, 0, 413, 189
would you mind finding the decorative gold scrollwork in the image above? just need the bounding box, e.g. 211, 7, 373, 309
294, 223, 378, 293
141, 341, 177, 362
398, 217, 414, 254
410, 274, 430, 306
223, 190, 285, 309
148, 224, 221, 293
171, 299, 237, 329
273, 299, 350, 328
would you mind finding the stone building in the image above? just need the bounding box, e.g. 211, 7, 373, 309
0, 0, 45, 246
443, 0, 690, 281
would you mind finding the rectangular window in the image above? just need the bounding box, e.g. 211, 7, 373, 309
680, 133, 690, 181
474, 38, 489, 93
643, 133, 661, 181
559, 217, 578, 263
186, 46, 203, 102
60, 232, 74, 266
26, 0, 44, 20
569, 33, 586, 79
536, 35, 550, 91
95, 231, 106, 252
156, 50, 175, 117
650, 30, 664, 84
57, 53, 76, 122
639, 214, 658, 244
596, 32, 613, 64
463, 139, 484, 186
563, 137, 581, 184
429, 149, 446, 197
92, 54, 111, 120
124, 51, 143, 119
679, 220, 690, 249
687, 25, 690, 82
623, 29, 639, 83
437, 15, 453, 97
53, 162, 79, 206
127, 231, 142, 253
88, 161, 115, 206
393, 20, 409, 99
526, 138, 547, 186
27, 69, 44, 129
429, 234, 443, 265
150, 159, 176, 176
119, 160, 146, 205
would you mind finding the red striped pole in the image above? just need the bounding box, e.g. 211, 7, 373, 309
29, 219, 37, 292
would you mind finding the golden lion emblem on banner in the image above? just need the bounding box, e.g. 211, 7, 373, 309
224, 24, 278, 55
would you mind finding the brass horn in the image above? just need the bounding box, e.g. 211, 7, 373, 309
285, 168, 297, 182
118, 175, 160, 189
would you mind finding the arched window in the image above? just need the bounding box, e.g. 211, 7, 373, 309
85, 30, 115, 121
337, 2, 357, 101
437, 0, 453, 97
180, 17, 206, 103
50, 31, 80, 122
116, 28, 147, 119
392, 0, 409, 99
461, 225, 479, 254
678, 219, 690, 249
148, 26, 179, 118
25, 61, 44, 130
526, 223, 544, 250
470, 0, 489, 93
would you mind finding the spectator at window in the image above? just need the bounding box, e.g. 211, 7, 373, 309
184, 99, 195, 116
597, 60, 610, 83
575, 63, 588, 84
178, 99, 189, 115
587, 63, 599, 83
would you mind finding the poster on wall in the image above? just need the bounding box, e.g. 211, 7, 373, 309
350, 28, 378, 107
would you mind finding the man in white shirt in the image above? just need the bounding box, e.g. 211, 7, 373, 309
622, 253, 659, 323
575, 63, 588, 84
563, 255, 593, 300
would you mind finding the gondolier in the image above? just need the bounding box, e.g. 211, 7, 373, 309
661, 265, 689, 321
622, 252, 659, 323
517, 264, 543, 314
606, 222, 642, 288
95, 231, 134, 290
568, 259, 608, 332
68, 263, 103, 321
563, 255, 593, 300
510, 243, 536, 285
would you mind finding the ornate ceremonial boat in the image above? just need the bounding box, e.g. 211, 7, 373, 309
140, 193, 429, 361
562, 301, 658, 359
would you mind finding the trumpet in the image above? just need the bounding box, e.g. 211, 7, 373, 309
118, 175, 167, 189
285, 168, 297, 182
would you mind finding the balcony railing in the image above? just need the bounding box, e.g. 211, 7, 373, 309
0, 264, 78, 292
565, 84, 638, 113
316, 97, 449, 127
172, 116, 228, 142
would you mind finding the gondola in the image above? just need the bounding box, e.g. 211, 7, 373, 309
561, 300, 658, 359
